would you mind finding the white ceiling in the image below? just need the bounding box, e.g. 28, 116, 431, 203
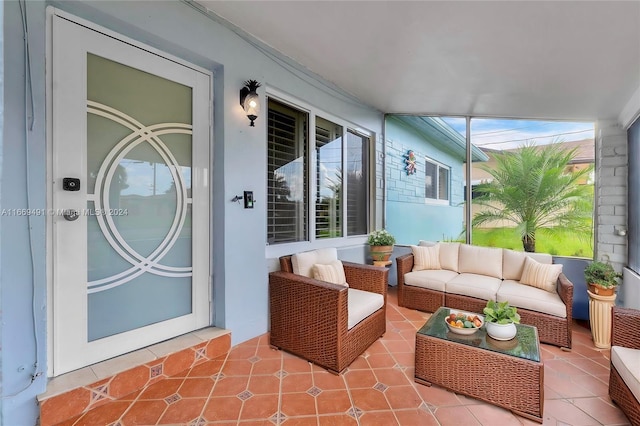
198, 1, 640, 122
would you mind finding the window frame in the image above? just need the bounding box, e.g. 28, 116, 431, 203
265, 89, 374, 257
424, 156, 450, 206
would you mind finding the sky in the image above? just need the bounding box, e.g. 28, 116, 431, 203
442, 117, 595, 150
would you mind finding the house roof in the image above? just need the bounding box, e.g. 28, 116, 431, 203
197, 1, 640, 124
390, 115, 489, 162
482, 138, 595, 164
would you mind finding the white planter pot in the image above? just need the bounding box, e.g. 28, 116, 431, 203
486, 322, 517, 341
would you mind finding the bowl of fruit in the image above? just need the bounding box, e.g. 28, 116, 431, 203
445, 310, 484, 335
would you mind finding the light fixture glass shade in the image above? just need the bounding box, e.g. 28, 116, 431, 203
243, 91, 260, 117
240, 80, 261, 127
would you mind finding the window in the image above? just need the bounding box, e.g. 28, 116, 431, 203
346, 131, 369, 236
267, 99, 308, 244
425, 157, 449, 203
267, 97, 371, 245
315, 117, 343, 239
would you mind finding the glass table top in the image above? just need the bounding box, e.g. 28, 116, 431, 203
417, 307, 541, 362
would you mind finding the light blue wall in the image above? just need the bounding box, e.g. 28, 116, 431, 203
1, 1, 383, 424
385, 117, 464, 245
2, 1, 48, 422
0, 2, 4, 421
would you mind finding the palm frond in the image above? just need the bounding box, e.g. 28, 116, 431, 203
471, 141, 593, 252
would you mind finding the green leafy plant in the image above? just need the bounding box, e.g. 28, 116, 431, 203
471, 142, 593, 253
483, 300, 521, 324
367, 229, 396, 246
584, 261, 623, 289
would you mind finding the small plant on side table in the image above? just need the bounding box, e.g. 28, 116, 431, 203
584, 260, 623, 349
584, 260, 622, 296
367, 229, 396, 246
367, 229, 396, 265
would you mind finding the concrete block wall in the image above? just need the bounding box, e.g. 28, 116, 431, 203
385, 138, 426, 204
596, 120, 628, 272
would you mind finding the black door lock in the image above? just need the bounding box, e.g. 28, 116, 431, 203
63, 178, 80, 191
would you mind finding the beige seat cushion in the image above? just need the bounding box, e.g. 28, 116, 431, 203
312, 260, 348, 287
348, 288, 384, 330
411, 245, 441, 271
611, 346, 640, 403
445, 273, 502, 301
497, 280, 567, 318
458, 245, 503, 279
292, 248, 338, 277
404, 269, 459, 292
503, 249, 553, 281
438, 242, 460, 272
519, 256, 563, 293
418, 240, 437, 247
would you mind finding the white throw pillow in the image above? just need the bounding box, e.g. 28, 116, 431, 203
458, 244, 503, 279
438, 242, 460, 272
312, 260, 348, 287
292, 248, 338, 277
503, 249, 553, 281
411, 245, 441, 271
519, 256, 563, 293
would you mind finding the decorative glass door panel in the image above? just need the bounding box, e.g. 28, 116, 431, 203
52, 15, 210, 375
86, 54, 193, 341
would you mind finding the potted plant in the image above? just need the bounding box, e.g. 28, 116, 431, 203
483, 300, 520, 341
584, 260, 622, 296
584, 260, 622, 348
367, 229, 396, 266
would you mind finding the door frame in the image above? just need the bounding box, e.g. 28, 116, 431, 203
45, 8, 214, 377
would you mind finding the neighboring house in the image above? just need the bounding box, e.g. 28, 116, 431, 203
385, 116, 488, 244
466, 139, 595, 228
470, 138, 595, 185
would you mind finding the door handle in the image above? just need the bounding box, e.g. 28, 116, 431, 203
63, 209, 80, 221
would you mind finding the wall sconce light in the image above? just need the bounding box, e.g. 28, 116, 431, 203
240, 79, 261, 127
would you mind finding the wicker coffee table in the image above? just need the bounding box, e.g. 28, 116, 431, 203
415, 307, 544, 423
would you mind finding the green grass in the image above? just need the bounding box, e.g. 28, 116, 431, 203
469, 227, 593, 258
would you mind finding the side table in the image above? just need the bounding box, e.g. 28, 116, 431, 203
588, 290, 616, 349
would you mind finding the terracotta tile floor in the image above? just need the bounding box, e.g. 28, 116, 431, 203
58, 287, 632, 425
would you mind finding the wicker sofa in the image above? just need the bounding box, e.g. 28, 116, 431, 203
396, 242, 573, 349
269, 248, 388, 374
609, 307, 640, 425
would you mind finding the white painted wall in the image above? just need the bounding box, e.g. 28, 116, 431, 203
596, 120, 628, 271
595, 120, 629, 307
622, 268, 640, 310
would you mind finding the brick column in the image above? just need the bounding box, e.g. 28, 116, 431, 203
595, 120, 628, 273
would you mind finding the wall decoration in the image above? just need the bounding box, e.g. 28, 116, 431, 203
404, 150, 417, 175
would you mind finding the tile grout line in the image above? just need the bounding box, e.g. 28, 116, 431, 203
308, 357, 319, 426
276, 351, 284, 425
192, 351, 230, 425
342, 366, 361, 426
396, 299, 442, 425
276, 347, 284, 426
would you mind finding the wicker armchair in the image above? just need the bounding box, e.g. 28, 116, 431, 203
269, 255, 388, 374
609, 307, 640, 425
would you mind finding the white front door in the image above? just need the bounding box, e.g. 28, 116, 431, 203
51, 15, 211, 375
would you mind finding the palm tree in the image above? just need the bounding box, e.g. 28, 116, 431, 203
472, 142, 593, 252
